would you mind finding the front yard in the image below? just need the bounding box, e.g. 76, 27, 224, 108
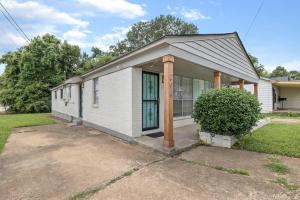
0, 113, 55, 152
236, 123, 300, 158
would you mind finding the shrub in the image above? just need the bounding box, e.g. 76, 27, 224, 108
193, 87, 260, 137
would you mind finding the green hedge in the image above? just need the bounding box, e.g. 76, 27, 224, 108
193, 88, 260, 137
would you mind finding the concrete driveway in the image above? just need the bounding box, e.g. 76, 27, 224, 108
0, 122, 299, 200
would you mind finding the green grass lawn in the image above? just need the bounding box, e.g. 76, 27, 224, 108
237, 123, 300, 158
0, 113, 55, 152
263, 113, 300, 119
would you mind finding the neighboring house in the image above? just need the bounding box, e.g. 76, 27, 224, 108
245, 77, 300, 112
0, 105, 6, 113
51, 32, 259, 148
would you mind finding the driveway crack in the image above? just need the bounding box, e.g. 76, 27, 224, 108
67, 157, 166, 200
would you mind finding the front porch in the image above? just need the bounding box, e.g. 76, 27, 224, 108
135, 124, 199, 154
135, 54, 259, 150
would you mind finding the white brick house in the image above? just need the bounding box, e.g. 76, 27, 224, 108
245, 78, 300, 112
51, 32, 260, 148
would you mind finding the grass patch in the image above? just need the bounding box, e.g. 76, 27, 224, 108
236, 123, 300, 158
263, 113, 300, 119
179, 158, 249, 176
265, 162, 289, 175
0, 113, 55, 152
271, 177, 299, 191
214, 166, 250, 176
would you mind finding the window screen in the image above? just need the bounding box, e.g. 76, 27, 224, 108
68, 86, 71, 98
93, 77, 99, 104
173, 75, 193, 117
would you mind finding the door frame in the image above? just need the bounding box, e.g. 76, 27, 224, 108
142, 71, 160, 131
79, 83, 83, 118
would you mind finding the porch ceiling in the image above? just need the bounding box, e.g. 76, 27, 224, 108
273, 81, 300, 88
141, 57, 244, 84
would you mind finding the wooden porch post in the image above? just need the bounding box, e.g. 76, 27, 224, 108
239, 79, 245, 90
213, 71, 221, 89
254, 83, 258, 97
163, 55, 175, 148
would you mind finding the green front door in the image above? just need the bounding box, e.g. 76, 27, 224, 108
142, 72, 159, 130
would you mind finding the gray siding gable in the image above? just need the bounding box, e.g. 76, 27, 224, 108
169, 35, 258, 80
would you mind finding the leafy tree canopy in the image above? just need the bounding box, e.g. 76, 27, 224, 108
289, 70, 300, 80
110, 15, 198, 56
269, 66, 289, 78
248, 54, 268, 77
0, 34, 81, 113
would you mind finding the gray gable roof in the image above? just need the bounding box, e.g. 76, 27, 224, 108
80, 32, 259, 83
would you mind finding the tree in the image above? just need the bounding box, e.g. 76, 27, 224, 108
289, 70, 300, 80
0, 34, 81, 113
270, 66, 289, 78
91, 46, 104, 58
248, 54, 268, 77
110, 15, 198, 56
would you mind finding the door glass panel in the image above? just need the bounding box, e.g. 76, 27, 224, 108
142, 73, 159, 130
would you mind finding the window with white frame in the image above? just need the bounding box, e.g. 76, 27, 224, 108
173, 75, 193, 117
60, 89, 63, 99
68, 85, 71, 99
93, 77, 99, 104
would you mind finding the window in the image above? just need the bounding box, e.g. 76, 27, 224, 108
68, 85, 71, 99
54, 91, 57, 99
173, 75, 193, 117
93, 77, 99, 104
60, 89, 63, 99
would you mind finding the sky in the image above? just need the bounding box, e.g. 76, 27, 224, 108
0, 0, 300, 75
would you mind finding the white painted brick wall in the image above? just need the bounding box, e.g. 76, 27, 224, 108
51, 84, 80, 118
245, 79, 273, 113
82, 67, 133, 137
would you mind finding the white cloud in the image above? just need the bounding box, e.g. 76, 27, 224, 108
181, 8, 210, 21
78, 0, 146, 19
94, 26, 130, 51
63, 29, 87, 40
0, 64, 5, 75
5, 0, 88, 28
0, 0, 90, 51
0, 33, 27, 46
265, 59, 300, 72
62, 29, 92, 48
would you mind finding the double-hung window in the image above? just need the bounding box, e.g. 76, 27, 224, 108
60, 89, 63, 99
93, 77, 99, 105
68, 85, 72, 99
173, 75, 193, 117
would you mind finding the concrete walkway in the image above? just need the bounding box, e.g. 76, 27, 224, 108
0, 123, 299, 200
272, 118, 300, 124
135, 124, 199, 154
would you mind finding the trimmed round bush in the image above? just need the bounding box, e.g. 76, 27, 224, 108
193, 87, 261, 137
